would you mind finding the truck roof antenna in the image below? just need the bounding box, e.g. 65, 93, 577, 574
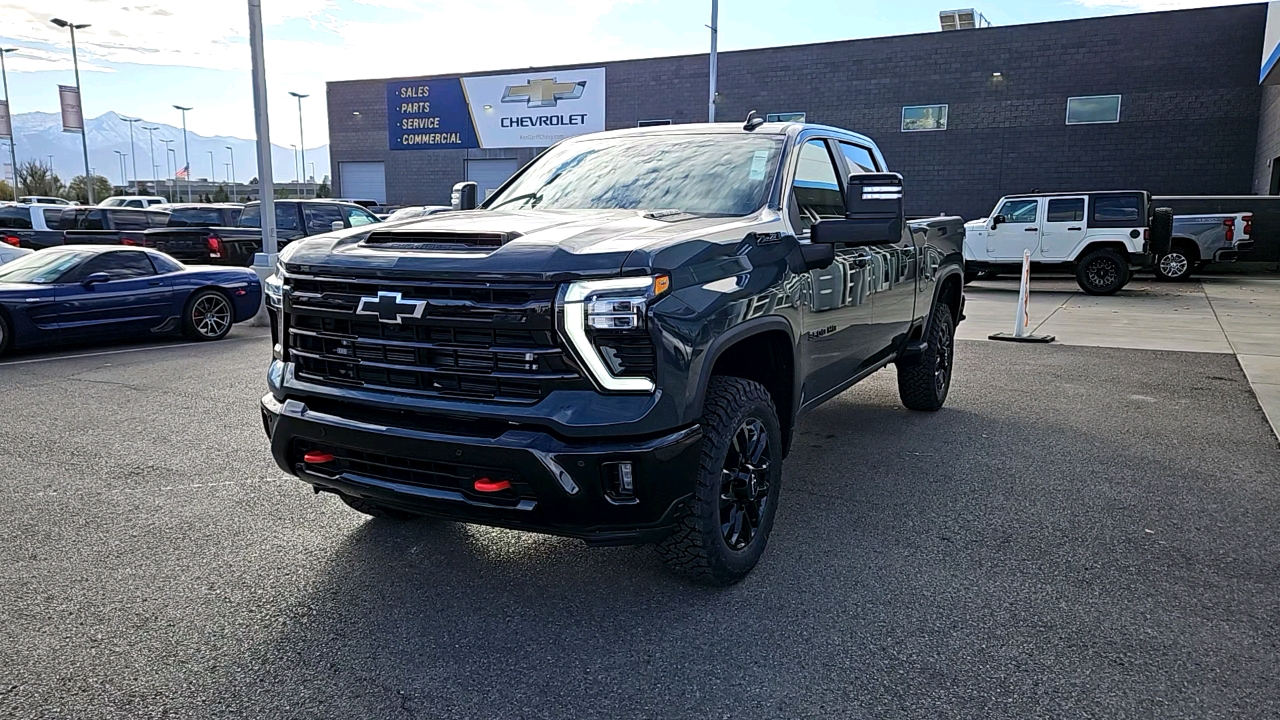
744, 111, 765, 131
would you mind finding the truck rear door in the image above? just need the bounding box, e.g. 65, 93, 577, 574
1039, 196, 1088, 259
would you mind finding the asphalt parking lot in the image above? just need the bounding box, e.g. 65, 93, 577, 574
2, 329, 1279, 719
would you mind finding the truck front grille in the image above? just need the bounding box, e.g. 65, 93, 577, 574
283, 274, 581, 402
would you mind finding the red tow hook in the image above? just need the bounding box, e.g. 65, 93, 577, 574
473, 478, 512, 493
303, 451, 335, 464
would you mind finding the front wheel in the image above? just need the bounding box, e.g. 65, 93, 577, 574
898, 303, 955, 412
656, 376, 783, 586
1075, 248, 1131, 296
182, 289, 234, 341
1154, 249, 1194, 282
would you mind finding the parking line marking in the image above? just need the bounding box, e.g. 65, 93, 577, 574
0, 333, 269, 367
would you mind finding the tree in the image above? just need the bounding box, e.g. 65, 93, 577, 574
66, 175, 113, 205
316, 179, 331, 198
274, 188, 291, 200
212, 185, 230, 203
0, 180, 12, 201
16, 161, 64, 197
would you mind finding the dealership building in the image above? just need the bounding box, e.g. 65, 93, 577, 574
328, 2, 1280, 222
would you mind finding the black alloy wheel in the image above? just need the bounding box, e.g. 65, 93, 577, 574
183, 290, 234, 341
719, 418, 772, 551
898, 302, 956, 412
1075, 248, 1130, 296
1086, 257, 1118, 288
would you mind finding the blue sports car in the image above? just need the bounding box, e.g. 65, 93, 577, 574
0, 245, 263, 357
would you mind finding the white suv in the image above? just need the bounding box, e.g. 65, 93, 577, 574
964, 191, 1172, 295
99, 196, 168, 208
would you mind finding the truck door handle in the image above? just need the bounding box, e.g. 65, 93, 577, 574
1025, 228, 1039, 232
1067, 227, 1082, 231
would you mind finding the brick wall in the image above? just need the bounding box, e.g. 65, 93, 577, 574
328, 3, 1267, 220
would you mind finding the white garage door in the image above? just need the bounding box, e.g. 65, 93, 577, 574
340, 162, 386, 204
466, 159, 520, 201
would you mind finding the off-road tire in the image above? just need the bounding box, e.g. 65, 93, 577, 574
0, 312, 10, 358
340, 494, 420, 521
655, 376, 783, 586
1149, 207, 1174, 255
1154, 244, 1196, 282
181, 289, 234, 341
1075, 248, 1131, 296
897, 303, 956, 412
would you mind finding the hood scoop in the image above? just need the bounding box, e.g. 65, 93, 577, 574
363, 230, 520, 251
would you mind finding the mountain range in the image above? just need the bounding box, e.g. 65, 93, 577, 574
7, 111, 330, 187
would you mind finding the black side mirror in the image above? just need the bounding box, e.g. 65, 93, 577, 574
811, 172, 904, 247
451, 181, 478, 211
991, 215, 1006, 228
82, 272, 110, 288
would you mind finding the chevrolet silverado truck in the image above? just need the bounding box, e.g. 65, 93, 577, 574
963, 191, 1173, 295
143, 199, 381, 266
260, 121, 966, 585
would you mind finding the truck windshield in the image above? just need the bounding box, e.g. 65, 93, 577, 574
486, 134, 784, 217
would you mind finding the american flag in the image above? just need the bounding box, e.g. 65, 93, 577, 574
176, 165, 189, 179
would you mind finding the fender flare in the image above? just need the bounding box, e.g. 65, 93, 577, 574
924, 265, 966, 336
688, 314, 800, 427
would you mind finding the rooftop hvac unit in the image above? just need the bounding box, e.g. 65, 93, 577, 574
940, 9, 991, 31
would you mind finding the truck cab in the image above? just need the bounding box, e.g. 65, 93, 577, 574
964, 191, 1170, 295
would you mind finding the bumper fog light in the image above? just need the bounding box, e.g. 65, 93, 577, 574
603, 462, 636, 502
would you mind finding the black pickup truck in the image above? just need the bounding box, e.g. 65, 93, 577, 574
260, 121, 966, 585
26, 206, 171, 250
142, 199, 382, 266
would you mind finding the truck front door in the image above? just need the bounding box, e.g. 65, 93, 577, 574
1039, 196, 1088, 259
986, 198, 1042, 261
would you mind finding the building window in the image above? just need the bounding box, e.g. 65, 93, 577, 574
766, 112, 806, 123
637, 119, 673, 127
1066, 95, 1121, 125
902, 105, 948, 132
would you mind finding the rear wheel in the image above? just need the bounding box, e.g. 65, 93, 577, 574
182, 289, 234, 341
656, 376, 782, 586
1155, 244, 1197, 282
1075, 248, 1130, 296
340, 494, 421, 521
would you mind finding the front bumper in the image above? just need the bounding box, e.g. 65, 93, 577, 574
261, 394, 703, 545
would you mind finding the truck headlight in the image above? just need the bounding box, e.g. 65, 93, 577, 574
561, 275, 669, 393
264, 265, 284, 309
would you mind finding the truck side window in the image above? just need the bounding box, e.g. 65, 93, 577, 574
83, 210, 106, 231
838, 142, 879, 173
345, 206, 378, 227
0, 207, 33, 229
998, 200, 1039, 224
111, 210, 150, 231
1092, 195, 1140, 224
1046, 198, 1085, 223
303, 204, 344, 233
791, 139, 845, 233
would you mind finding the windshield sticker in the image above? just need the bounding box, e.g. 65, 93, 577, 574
749, 150, 770, 181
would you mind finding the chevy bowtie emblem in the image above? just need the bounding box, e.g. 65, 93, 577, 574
501, 78, 586, 108
355, 291, 427, 324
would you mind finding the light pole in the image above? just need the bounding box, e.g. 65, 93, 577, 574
226, 145, 237, 202
0, 48, 19, 201
290, 143, 298, 197
142, 125, 159, 191
165, 146, 176, 201
289, 91, 308, 198
121, 116, 140, 193
51, 18, 95, 204
114, 149, 126, 189
173, 104, 192, 202
708, 0, 719, 123
207, 150, 215, 185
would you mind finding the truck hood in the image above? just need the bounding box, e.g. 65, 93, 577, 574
280, 208, 773, 281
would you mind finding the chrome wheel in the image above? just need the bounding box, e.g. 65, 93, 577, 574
719, 418, 772, 551
1159, 252, 1190, 279
192, 294, 232, 338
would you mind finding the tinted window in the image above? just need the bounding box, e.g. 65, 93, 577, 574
73, 251, 156, 281
838, 142, 878, 174
82, 210, 106, 231
42, 209, 65, 227
169, 207, 226, 227
239, 204, 301, 231
1092, 195, 1141, 224
303, 203, 345, 233
1067, 95, 1121, 125
0, 206, 33, 229
149, 253, 184, 273
998, 200, 1039, 224
487, 134, 783, 217
111, 210, 152, 230
791, 140, 845, 233
1046, 198, 1085, 223
0, 249, 92, 284
344, 206, 378, 227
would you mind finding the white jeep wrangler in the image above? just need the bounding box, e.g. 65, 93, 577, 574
963, 191, 1173, 295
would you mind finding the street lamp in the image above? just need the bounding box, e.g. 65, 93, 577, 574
113, 149, 126, 189
225, 145, 237, 202
142, 125, 159, 189
51, 18, 95, 203
173, 104, 192, 202
290, 143, 298, 197
0, 48, 19, 200
121, 117, 140, 193
165, 145, 176, 201
207, 149, 215, 185
289, 91, 308, 198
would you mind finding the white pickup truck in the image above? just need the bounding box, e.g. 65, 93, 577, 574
964, 191, 1173, 295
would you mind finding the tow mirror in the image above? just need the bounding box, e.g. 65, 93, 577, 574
331, 220, 345, 232
451, 181, 478, 211
991, 215, 1006, 229
811, 172, 905, 247
82, 272, 110, 288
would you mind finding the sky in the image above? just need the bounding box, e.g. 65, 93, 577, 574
0, 0, 1262, 150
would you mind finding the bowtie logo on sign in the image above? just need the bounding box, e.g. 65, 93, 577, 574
356, 292, 427, 325
501, 78, 586, 108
